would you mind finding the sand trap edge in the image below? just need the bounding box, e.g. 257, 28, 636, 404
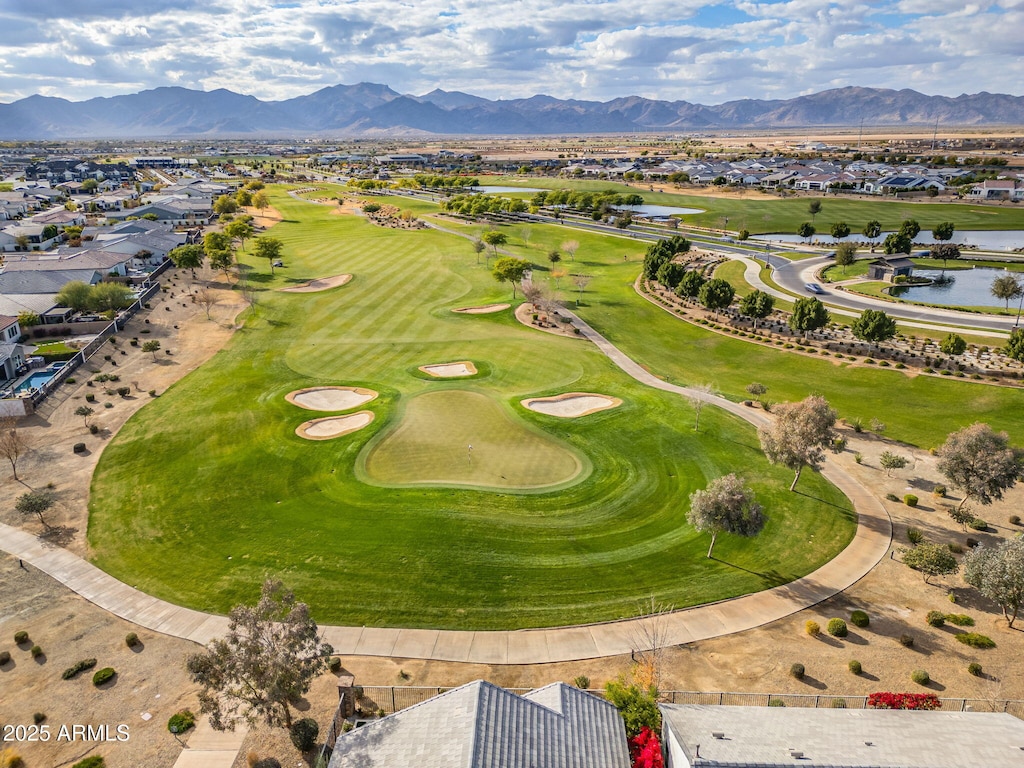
279, 273, 353, 293
285, 386, 379, 411
296, 411, 375, 440
418, 361, 479, 378
521, 392, 623, 418
452, 303, 511, 314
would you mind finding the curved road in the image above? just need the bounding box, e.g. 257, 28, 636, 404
0, 311, 893, 664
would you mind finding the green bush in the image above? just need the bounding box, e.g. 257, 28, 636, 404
850, 610, 869, 628
1010, 515, 1021, 526
904, 494, 918, 507
72, 757, 106, 768
289, 718, 319, 752
968, 518, 988, 531
911, 669, 930, 685
968, 662, 983, 677
14, 631, 28, 644
572, 675, 590, 689
948, 543, 964, 554
73, 443, 87, 453
30, 645, 43, 658
33, 712, 46, 724
167, 710, 195, 734
805, 620, 820, 636
945, 614, 974, 627
767, 699, 786, 707
827, 618, 848, 637
125, 633, 139, 648
906, 527, 923, 545
85, 393, 96, 402
848, 660, 862, 675
789, 663, 805, 679
0, 650, 10, 665
328, 656, 342, 673
933, 485, 946, 497
831, 698, 847, 707
62, 658, 97, 680
885, 492, 900, 502
92, 667, 116, 686
926, 611, 945, 628
900, 634, 914, 647
604, 679, 661, 737
955, 633, 995, 649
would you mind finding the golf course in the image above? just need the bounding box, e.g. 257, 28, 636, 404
86, 188, 859, 630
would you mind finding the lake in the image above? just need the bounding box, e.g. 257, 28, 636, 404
759, 230, 1024, 252
891, 267, 1023, 309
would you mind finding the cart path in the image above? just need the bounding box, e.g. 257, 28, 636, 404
0, 313, 892, 663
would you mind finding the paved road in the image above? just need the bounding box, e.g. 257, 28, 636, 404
0, 310, 893, 664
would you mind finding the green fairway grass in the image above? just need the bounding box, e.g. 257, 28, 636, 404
361, 389, 585, 489
87, 188, 856, 630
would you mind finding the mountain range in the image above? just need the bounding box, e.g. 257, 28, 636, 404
1, 84, 1023, 139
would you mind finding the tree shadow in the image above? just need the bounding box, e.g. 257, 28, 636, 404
39, 525, 77, 546
798, 674, 828, 691
844, 631, 870, 646
129, 641, 145, 654
711, 557, 790, 587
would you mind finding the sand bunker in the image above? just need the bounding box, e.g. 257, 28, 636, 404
452, 304, 510, 314
419, 361, 478, 378
280, 274, 352, 293
286, 386, 378, 411
296, 411, 374, 440
522, 393, 622, 418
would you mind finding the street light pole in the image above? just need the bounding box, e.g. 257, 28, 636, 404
1015, 275, 1024, 328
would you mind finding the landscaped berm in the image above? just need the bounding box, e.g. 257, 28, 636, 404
87, 185, 857, 631
523, 393, 622, 418
362, 390, 584, 489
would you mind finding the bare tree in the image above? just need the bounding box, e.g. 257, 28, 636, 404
186, 580, 333, 731
560, 239, 580, 262
686, 383, 716, 433
758, 395, 837, 491
936, 423, 1022, 512
572, 273, 592, 307
240, 279, 260, 316
518, 225, 533, 250
520, 279, 543, 308
0, 416, 28, 481
687, 473, 766, 558
627, 597, 674, 693
194, 288, 221, 320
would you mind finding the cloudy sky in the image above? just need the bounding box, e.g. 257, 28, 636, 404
0, 0, 1021, 105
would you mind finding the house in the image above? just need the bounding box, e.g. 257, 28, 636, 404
967, 179, 1024, 200
660, 704, 1024, 768
867, 256, 915, 281
328, 680, 630, 768
864, 175, 945, 194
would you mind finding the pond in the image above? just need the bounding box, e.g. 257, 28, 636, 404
621, 203, 705, 217
758, 230, 1024, 252
891, 267, 1023, 309
472, 186, 545, 194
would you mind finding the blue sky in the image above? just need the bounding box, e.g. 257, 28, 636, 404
0, 0, 1021, 104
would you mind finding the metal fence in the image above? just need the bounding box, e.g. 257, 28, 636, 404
315, 692, 349, 768
343, 686, 1024, 720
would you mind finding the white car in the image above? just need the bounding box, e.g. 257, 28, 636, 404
805, 282, 826, 294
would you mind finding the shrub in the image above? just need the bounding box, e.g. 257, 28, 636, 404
789, 663, 805, 679
899, 634, 914, 647
32, 712, 45, 724
805, 620, 820, 636
167, 710, 195, 734
71, 757, 106, 768
0, 651, 10, 665
906, 527, 923, 544
850, 610, 869, 628
830, 698, 848, 708
926, 611, 945, 628
966, 537, 979, 548
933, 485, 947, 497
572, 675, 590, 689
886, 492, 901, 502
848, 660, 862, 674
904, 494, 918, 507
14, 631, 28, 644
867, 692, 940, 710
62, 658, 98, 680
827, 618, 848, 637
66, 377, 76, 385
125, 632, 140, 648
1010, 515, 1021, 526
92, 667, 116, 686
945, 614, 974, 627
253, 760, 281, 768
85, 393, 96, 402
328, 656, 342, 673
968, 518, 988, 531
767, 699, 786, 707
73, 443, 87, 453
948, 543, 964, 554
955, 633, 995, 649
911, 669, 930, 685
30, 645, 42, 658
89, 424, 99, 434
116, 386, 130, 397
854, 453, 863, 464
289, 718, 319, 752
968, 662, 983, 677
605, 679, 661, 737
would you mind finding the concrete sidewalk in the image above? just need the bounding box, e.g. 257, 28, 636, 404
0, 312, 892, 663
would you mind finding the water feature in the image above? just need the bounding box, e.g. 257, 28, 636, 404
758, 231, 1024, 252
472, 186, 544, 194
622, 203, 705, 217
890, 267, 1023, 309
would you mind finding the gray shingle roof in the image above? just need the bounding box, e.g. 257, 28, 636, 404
661, 704, 1024, 768
329, 681, 630, 768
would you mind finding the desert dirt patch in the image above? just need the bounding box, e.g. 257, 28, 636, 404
243, 204, 282, 231
285, 386, 378, 412
279, 273, 352, 293
452, 303, 511, 314
418, 361, 478, 378
523, 393, 622, 418
296, 411, 374, 440
514, 302, 582, 338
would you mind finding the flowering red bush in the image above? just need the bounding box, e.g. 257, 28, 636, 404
628, 726, 664, 768
867, 692, 941, 710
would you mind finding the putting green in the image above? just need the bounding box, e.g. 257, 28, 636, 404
361, 390, 585, 489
